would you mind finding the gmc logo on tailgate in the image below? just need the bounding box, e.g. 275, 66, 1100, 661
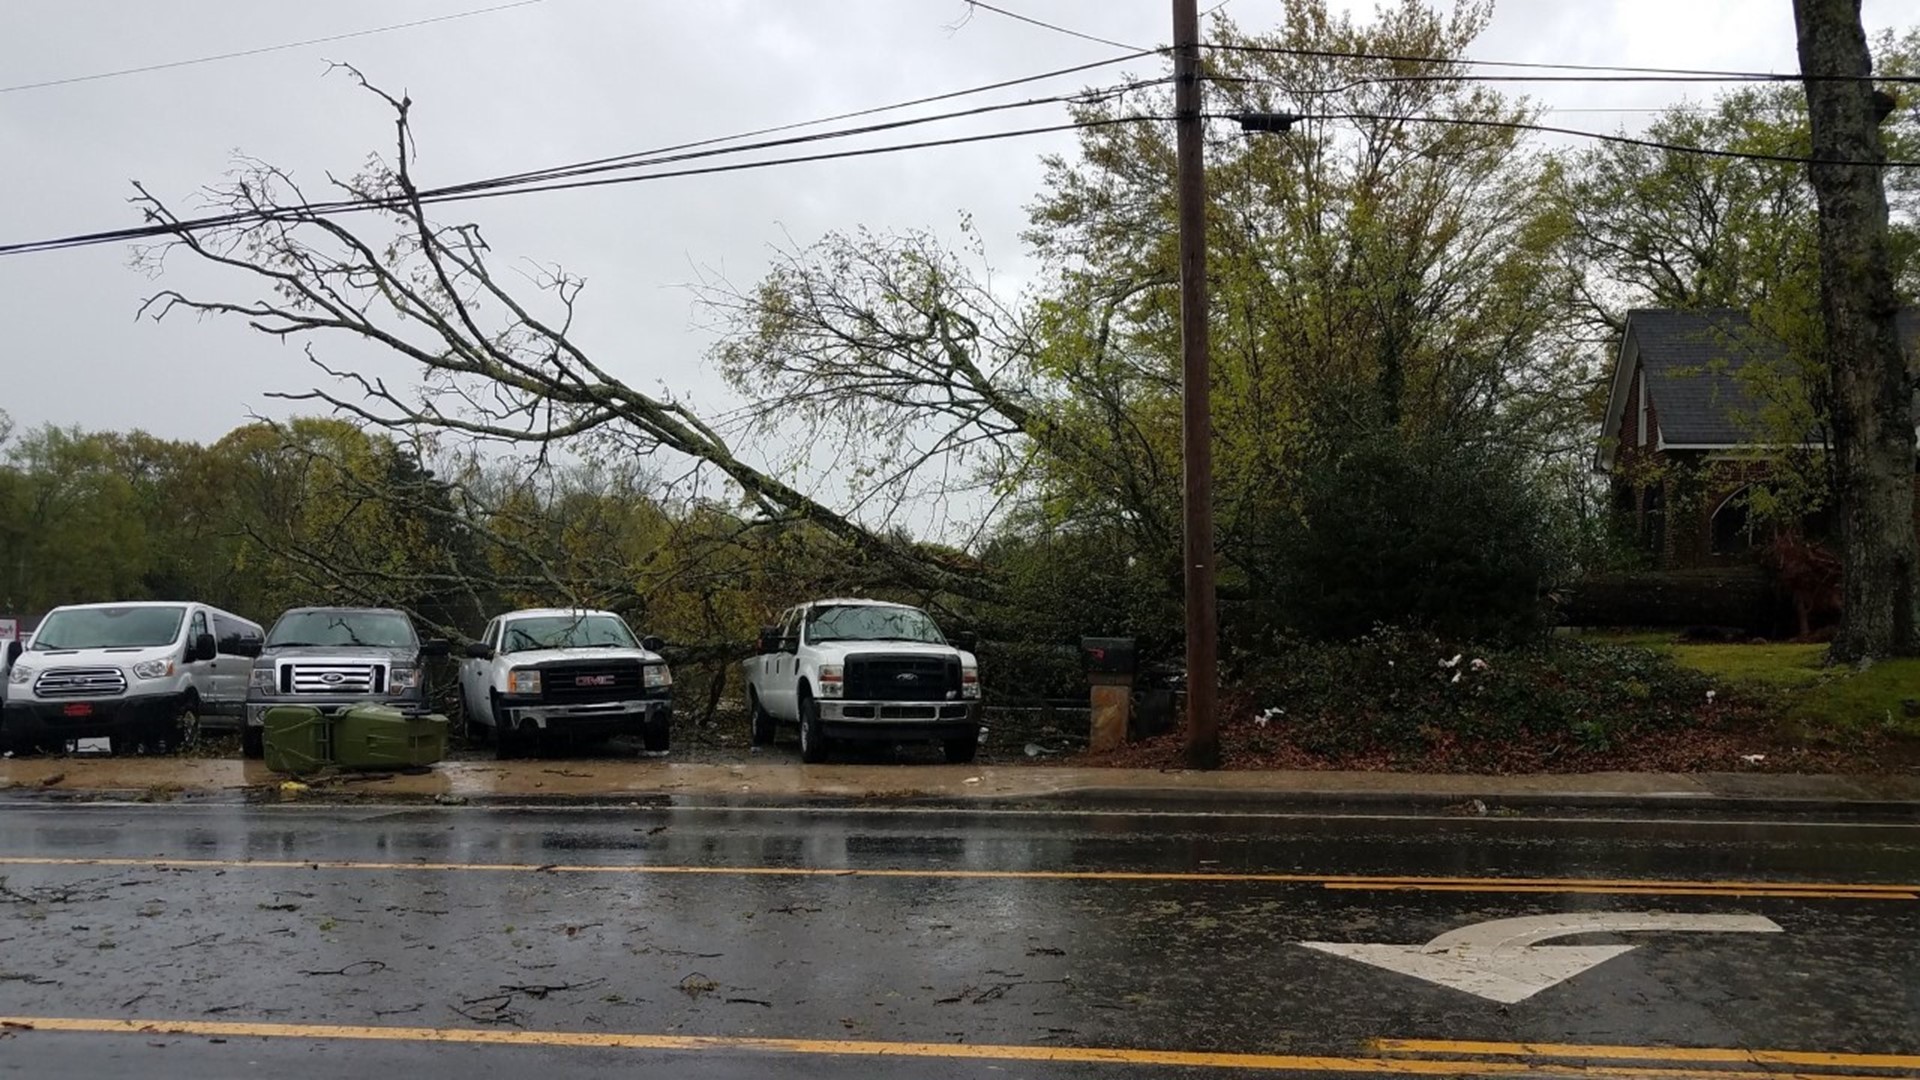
575, 674, 616, 687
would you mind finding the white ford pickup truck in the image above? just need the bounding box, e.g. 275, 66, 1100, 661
742, 598, 981, 763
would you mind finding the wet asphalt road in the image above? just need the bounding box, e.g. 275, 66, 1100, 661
0, 800, 1916, 1078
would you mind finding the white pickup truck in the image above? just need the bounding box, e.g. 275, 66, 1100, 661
742, 598, 981, 764
458, 608, 672, 758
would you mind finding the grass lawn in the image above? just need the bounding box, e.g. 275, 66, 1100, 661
1591, 631, 1920, 737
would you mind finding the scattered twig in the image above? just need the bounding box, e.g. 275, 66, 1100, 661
724, 997, 772, 1007
298, 960, 387, 977
172, 933, 223, 950
497, 980, 602, 1001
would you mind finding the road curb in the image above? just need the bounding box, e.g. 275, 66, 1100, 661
8, 780, 1919, 819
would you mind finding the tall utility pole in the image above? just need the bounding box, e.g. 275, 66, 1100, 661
1792, 0, 1920, 660
1172, 0, 1219, 769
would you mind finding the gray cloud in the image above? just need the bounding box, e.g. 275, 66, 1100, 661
2, 0, 1916, 443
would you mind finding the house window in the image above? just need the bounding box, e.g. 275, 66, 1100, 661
1711, 487, 1758, 554
1636, 368, 1648, 447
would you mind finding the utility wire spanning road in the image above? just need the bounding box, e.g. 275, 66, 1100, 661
0, 799, 1915, 1078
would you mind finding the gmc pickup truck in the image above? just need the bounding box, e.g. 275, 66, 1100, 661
742, 598, 981, 764
459, 608, 672, 758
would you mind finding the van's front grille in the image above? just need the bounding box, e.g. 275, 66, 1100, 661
281, 662, 385, 695
33, 667, 127, 698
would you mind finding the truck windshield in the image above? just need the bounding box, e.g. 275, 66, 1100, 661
806, 605, 947, 645
501, 615, 637, 652
268, 611, 416, 649
30, 606, 186, 651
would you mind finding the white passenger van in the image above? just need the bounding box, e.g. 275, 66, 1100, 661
1, 601, 263, 754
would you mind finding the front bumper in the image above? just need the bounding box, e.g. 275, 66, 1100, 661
2, 693, 185, 744
497, 697, 672, 735
818, 699, 980, 743
246, 695, 428, 729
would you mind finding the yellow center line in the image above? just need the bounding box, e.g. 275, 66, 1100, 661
1325, 883, 1920, 901
0, 855, 1908, 898
0, 1016, 1905, 1078
1375, 1039, 1920, 1072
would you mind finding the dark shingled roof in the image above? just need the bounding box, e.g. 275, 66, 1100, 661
1625, 307, 1920, 446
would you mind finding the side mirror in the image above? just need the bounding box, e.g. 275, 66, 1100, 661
419, 638, 451, 659
4, 641, 20, 665
191, 633, 218, 663
758, 627, 780, 655
640, 635, 666, 654
464, 641, 495, 661
953, 630, 979, 653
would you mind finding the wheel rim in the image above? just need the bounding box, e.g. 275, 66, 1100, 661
799, 711, 812, 755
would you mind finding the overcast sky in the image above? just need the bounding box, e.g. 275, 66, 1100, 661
4, 0, 1919, 450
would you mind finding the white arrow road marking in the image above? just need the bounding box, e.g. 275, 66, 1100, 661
1301, 912, 1783, 1004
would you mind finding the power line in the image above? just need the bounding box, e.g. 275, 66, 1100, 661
1200, 41, 1920, 85
0, 0, 549, 94
457, 51, 1159, 194
1214, 72, 1882, 94
0, 55, 1158, 256
958, 1, 1151, 53
0, 115, 1162, 258
400, 77, 1167, 200
1228, 111, 1918, 168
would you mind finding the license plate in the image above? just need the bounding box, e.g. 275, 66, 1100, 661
62, 703, 93, 717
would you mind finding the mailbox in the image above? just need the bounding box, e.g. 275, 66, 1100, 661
1081, 637, 1136, 754
1080, 636, 1137, 676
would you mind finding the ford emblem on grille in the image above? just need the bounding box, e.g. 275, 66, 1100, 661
576, 674, 616, 687
896, 672, 920, 683
319, 672, 346, 685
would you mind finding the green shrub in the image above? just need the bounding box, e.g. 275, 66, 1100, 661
1237, 628, 1719, 761
1251, 427, 1567, 645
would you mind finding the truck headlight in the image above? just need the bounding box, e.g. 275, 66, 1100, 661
507, 669, 542, 695
7, 664, 33, 686
643, 664, 672, 690
962, 665, 981, 699
249, 667, 276, 692
132, 658, 175, 681
389, 666, 423, 692
817, 664, 843, 699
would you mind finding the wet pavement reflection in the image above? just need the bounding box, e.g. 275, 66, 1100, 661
0, 802, 1915, 1077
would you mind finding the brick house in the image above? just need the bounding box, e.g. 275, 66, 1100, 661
1595, 307, 1919, 571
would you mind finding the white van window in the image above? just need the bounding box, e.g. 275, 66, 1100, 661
30, 606, 187, 651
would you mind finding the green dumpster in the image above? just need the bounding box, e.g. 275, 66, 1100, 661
262, 705, 333, 775
334, 704, 449, 769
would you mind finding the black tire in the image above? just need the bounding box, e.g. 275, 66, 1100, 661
943, 737, 979, 765
491, 692, 524, 760
797, 690, 828, 764
168, 696, 203, 754
749, 691, 776, 747
241, 725, 264, 760
642, 716, 671, 754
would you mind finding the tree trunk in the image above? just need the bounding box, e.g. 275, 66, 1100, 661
1793, 0, 1920, 660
